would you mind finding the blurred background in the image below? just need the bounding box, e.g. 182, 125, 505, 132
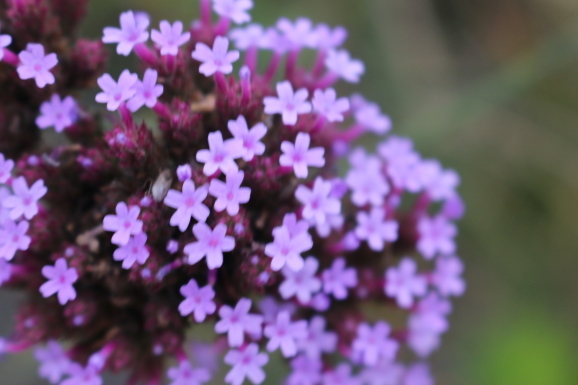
2, 0, 578, 384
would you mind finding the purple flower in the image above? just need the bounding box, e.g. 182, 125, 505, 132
0, 259, 12, 286
418, 160, 460, 201
184, 223, 235, 269
213, 0, 254, 24
312, 88, 350, 122
2, 176, 47, 220
224, 343, 268, 385
351, 321, 399, 367
0, 219, 31, 261
95, 70, 138, 111
167, 360, 211, 385
321, 257, 357, 300
209, 170, 251, 216
126, 69, 164, 112
314, 24, 347, 50
39, 258, 78, 305
264, 311, 307, 358
361, 361, 404, 385
263, 81, 312, 126
265, 224, 313, 272
403, 363, 434, 385
229, 24, 265, 50
287, 355, 322, 385
431, 255, 465, 297
325, 49, 364, 83
355, 207, 398, 252
177, 164, 193, 181
0, 154, 14, 184
385, 258, 427, 308
196, 131, 244, 176
164, 179, 210, 232
352, 95, 392, 134
179, 279, 217, 322
0, 23, 12, 62
295, 177, 341, 227
277, 18, 318, 49
280, 133, 325, 178
279, 256, 321, 303
192, 36, 240, 76
417, 215, 457, 259
34, 341, 71, 384
113, 232, 150, 269
227, 115, 267, 161
17, 43, 58, 88
297, 315, 337, 359
378, 136, 421, 191
102, 202, 143, 246
61, 363, 102, 385
102, 10, 149, 56
408, 294, 451, 357
321, 364, 361, 385
215, 298, 263, 347
259, 296, 296, 325
345, 150, 389, 206
151, 20, 190, 56
36, 95, 78, 133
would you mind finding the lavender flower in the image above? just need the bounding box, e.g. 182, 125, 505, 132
321, 364, 361, 385
324, 49, 364, 83
431, 255, 466, 297
95, 70, 138, 111
164, 179, 210, 231
264, 310, 307, 357
355, 207, 398, 252
297, 315, 337, 359
192, 36, 240, 76
151, 21, 190, 56
385, 258, 427, 308
215, 298, 263, 347
61, 363, 102, 385
0, 154, 14, 184
264, 81, 312, 125
2, 176, 47, 220
224, 343, 268, 385
102, 202, 143, 246
36, 95, 78, 132
322, 257, 357, 300
265, 224, 312, 272
312, 88, 350, 122
295, 177, 341, 227
280, 133, 325, 178
113, 232, 150, 269
167, 361, 211, 385
351, 321, 399, 367
17, 43, 58, 88
213, 0, 254, 24
287, 355, 322, 385
209, 170, 251, 216
196, 131, 244, 176
0, 259, 12, 286
179, 279, 217, 322
34, 341, 71, 384
417, 215, 457, 259
279, 256, 321, 303
228, 115, 267, 161
126, 69, 164, 112
102, 10, 150, 56
0, 219, 31, 260
39, 258, 78, 305
184, 223, 235, 269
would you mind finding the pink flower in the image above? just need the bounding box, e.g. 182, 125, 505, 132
102, 202, 143, 246
2, 176, 47, 220
321, 257, 357, 300
39, 258, 78, 305
287, 355, 322, 385
0, 219, 31, 261
276, 18, 318, 49
179, 279, 217, 322
229, 24, 265, 50
209, 170, 251, 216
113, 232, 150, 269
227, 115, 267, 161
345, 159, 389, 207
296, 316, 337, 359
184, 223, 235, 269
192, 36, 240, 76
295, 177, 341, 227
312, 88, 350, 122
378, 136, 421, 191
34, 341, 71, 384
263, 81, 312, 126
0, 259, 12, 286
215, 298, 263, 347
224, 343, 268, 385
351, 321, 399, 367
17, 43, 58, 88
167, 360, 211, 385
0, 23, 12, 62
95, 70, 138, 111
264, 311, 307, 358
196, 131, 244, 176
127, 69, 164, 112
213, 0, 254, 24
61, 363, 102, 385
355, 207, 398, 252
164, 179, 210, 232
102, 10, 150, 56
351, 95, 392, 134
36, 95, 78, 133
151, 20, 190, 56
418, 160, 460, 201
325, 49, 364, 83
417, 215, 457, 259
321, 364, 361, 385
385, 258, 427, 308
280, 133, 325, 178
279, 256, 321, 303
0, 154, 14, 184
265, 224, 313, 272
314, 24, 347, 50
431, 255, 466, 297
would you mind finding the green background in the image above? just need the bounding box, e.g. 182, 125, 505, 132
2, 0, 578, 384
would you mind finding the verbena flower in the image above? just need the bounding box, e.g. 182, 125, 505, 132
17, 43, 58, 88
151, 21, 190, 56
102, 10, 150, 56
36, 95, 78, 133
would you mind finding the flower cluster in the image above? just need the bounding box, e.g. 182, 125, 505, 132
0, 1, 465, 385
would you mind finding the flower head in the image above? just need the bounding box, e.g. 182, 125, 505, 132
224, 343, 268, 385
264, 81, 312, 125
192, 36, 240, 76
17, 43, 58, 88
209, 170, 251, 216
126, 69, 164, 112
196, 131, 244, 176
280, 133, 325, 178
151, 20, 190, 56
39, 258, 78, 305
227, 115, 267, 161
113, 232, 150, 269
215, 298, 263, 347
102, 10, 150, 56
102, 202, 143, 246
2, 177, 47, 220
179, 279, 217, 322
36, 95, 78, 132
164, 179, 210, 231
184, 223, 235, 269
95, 70, 138, 111
213, 0, 254, 24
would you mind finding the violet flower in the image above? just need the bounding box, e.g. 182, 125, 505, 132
192, 36, 240, 76
263, 81, 312, 126
36, 95, 78, 133
224, 343, 268, 385
215, 298, 263, 347
39, 258, 78, 305
151, 20, 190, 56
209, 170, 251, 216
126, 69, 164, 112
17, 43, 58, 88
102, 202, 143, 246
179, 279, 217, 322
280, 132, 325, 178
102, 10, 150, 56
95, 70, 138, 111
227, 115, 267, 161
184, 223, 235, 269
164, 179, 210, 231
167, 361, 211, 385
113, 232, 150, 269
2, 176, 47, 220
